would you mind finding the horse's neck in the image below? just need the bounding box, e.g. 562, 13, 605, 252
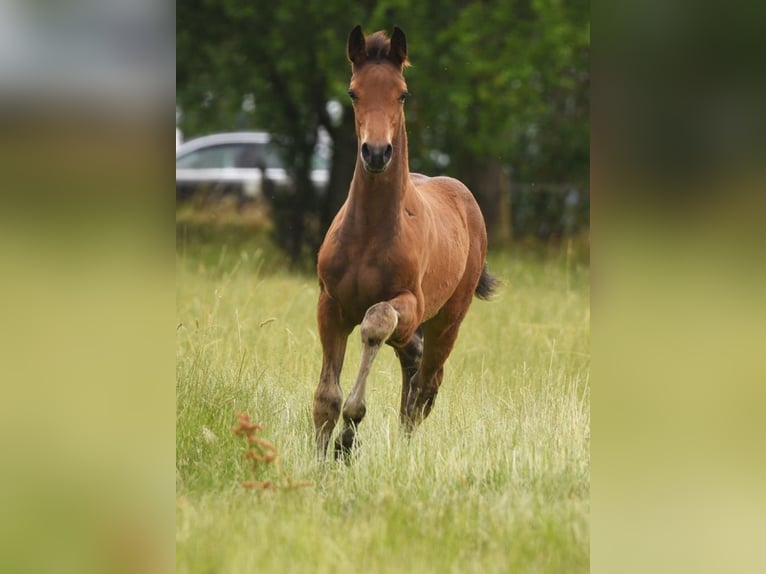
346, 132, 411, 234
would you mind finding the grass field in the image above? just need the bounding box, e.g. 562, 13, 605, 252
176, 221, 590, 573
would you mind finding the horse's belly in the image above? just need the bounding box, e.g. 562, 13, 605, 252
421, 259, 467, 319
420, 229, 470, 319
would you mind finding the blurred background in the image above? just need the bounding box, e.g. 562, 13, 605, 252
3, 0, 764, 570
176, 0, 590, 265
0, 1, 173, 573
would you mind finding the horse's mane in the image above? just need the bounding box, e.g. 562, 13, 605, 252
365, 31, 411, 67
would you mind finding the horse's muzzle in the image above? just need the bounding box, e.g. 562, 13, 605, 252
361, 142, 393, 173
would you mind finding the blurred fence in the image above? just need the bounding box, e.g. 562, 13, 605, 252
175, 176, 590, 252
509, 182, 589, 240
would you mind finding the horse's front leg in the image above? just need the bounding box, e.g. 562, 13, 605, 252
335, 302, 398, 459
336, 292, 421, 459
313, 290, 351, 459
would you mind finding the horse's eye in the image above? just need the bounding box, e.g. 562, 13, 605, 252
399, 91, 409, 103
347, 89, 358, 102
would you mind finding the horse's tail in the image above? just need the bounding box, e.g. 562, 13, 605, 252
475, 264, 498, 300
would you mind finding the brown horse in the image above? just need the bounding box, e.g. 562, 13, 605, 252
313, 25, 495, 459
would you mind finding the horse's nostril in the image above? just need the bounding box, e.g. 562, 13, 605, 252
361, 142, 392, 170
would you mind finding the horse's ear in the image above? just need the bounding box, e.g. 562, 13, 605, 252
389, 26, 408, 68
348, 25, 366, 66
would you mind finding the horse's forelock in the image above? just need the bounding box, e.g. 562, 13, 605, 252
365, 31, 390, 60
364, 31, 410, 67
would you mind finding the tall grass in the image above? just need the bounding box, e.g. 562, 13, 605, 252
176, 228, 589, 573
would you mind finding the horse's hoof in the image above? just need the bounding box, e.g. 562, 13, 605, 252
333, 428, 357, 462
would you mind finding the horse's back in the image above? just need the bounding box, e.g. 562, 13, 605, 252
411, 173, 478, 207
411, 173, 487, 243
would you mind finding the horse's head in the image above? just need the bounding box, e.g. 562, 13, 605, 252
347, 26, 410, 174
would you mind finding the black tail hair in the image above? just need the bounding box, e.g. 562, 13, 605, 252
475, 264, 498, 300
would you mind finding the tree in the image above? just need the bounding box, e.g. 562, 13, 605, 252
399, 0, 589, 239
178, 1, 361, 263
177, 0, 589, 260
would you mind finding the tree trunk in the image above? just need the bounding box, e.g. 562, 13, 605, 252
320, 107, 356, 236
269, 139, 316, 268
454, 155, 507, 242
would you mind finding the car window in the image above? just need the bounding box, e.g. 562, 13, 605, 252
177, 143, 284, 169
177, 145, 234, 169
246, 144, 284, 169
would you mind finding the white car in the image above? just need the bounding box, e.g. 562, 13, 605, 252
176, 131, 329, 200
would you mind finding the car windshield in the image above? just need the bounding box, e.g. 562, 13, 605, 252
176, 143, 284, 170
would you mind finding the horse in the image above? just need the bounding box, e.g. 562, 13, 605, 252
313, 25, 496, 459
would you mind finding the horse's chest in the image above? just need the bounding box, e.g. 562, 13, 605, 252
320, 248, 403, 320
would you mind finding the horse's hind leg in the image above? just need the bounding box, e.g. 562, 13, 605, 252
335, 302, 398, 459
394, 327, 423, 425
403, 318, 463, 433
403, 259, 483, 433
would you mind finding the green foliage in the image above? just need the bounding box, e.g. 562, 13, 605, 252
177, 2, 588, 167
177, 1, 589, 257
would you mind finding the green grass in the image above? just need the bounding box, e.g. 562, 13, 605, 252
176, 226, 589, 573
